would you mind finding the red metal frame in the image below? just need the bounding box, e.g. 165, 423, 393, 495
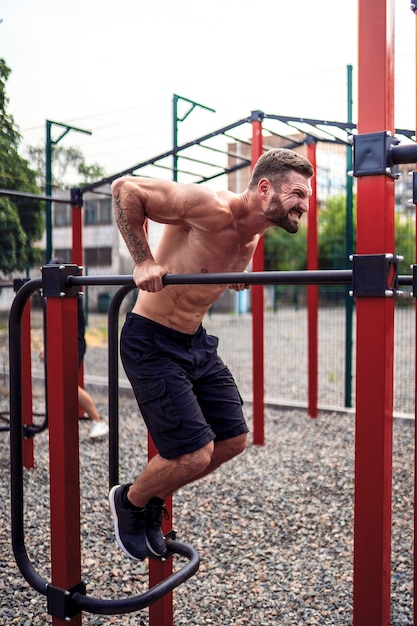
46, 295, 82, 626
72, 201, 86, 417
306, 142, 318, 418
251, 116, 265, 446
147, 436, 174, 626
353, 1, 396, 624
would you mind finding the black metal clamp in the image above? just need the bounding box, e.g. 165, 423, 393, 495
352, 130, 417, 178
350, 253, 403, 297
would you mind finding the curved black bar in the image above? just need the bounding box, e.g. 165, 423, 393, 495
9, 276, 200, 617
71, 539, 200, 615
9, 277, 49, 595
67, 269, 353, 288
107, 283, 136, 489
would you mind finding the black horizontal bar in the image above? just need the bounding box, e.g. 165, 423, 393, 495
67, 269, 353, 288
163, 270, 353, 286
0, 189, 72, 204
390, 144, 417, 165
398, 275, 413, 286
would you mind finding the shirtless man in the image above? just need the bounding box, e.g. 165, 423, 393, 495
109, 148, 314, 561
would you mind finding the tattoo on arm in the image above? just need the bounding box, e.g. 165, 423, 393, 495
113, 190, 151, 264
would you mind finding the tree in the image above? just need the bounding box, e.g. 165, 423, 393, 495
264, 224, 307, 272
318, 194, 355, 270
0, 58, 44, 275
27, 144, 106, 187
264, 223, 308, 307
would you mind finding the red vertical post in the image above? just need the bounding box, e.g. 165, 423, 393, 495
251, 111, 265, 446
353, 1, 395, 624
306, 141, 318, 418
148, 435, 173, 626
72, 194, 85, 412
46, 291, 82, 626
71, 196, 83, 268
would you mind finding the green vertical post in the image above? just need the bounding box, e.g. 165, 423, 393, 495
45, 121, 53, 264
344, 64, 354, 408
44, 120, 92, 263
172, 94, 215, 182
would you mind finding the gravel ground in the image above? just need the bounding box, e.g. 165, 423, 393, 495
0, 393, 414, 625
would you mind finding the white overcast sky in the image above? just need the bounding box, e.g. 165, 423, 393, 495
1, 0, 416, 178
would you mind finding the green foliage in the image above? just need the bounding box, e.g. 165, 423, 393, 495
0, 58, 43, 275
395, 212, 415, 274
27, 144, 106, 187
318, 194, 355, 269
264, 224, 307, 271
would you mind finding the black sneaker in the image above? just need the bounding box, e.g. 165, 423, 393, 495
145, 497, 169, 559
109, 484, 148, 561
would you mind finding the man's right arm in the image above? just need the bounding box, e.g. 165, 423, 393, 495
111, 177, 167, 292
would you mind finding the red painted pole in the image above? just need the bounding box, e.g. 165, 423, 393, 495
71, 203, 83, 268
353, 1, 395, 624
148, 435, 173, 626
72, 199, 85, 415
251, 112, 265, 446
21, 300, 34, 469
306, 141, 318, 418
46, 294, 82, 626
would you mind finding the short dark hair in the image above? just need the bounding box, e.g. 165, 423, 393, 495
248, 148, 314, 190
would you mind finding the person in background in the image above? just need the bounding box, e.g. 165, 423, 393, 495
40, 257, 109, 439
76, 289, 109, 439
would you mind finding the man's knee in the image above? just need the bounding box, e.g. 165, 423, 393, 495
218, 432, 248, 461
177, 441, 214, 475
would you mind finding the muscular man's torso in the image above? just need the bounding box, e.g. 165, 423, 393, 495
133, 197, 260, 333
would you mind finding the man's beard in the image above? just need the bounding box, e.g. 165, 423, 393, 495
265, 207, 300, 234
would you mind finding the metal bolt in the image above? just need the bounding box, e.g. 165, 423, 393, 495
385, 290, 394, 297
348, 291, 354, 297
59, 292, 66, 297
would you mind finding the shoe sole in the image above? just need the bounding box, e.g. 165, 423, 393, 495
108, 485, 146, 561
